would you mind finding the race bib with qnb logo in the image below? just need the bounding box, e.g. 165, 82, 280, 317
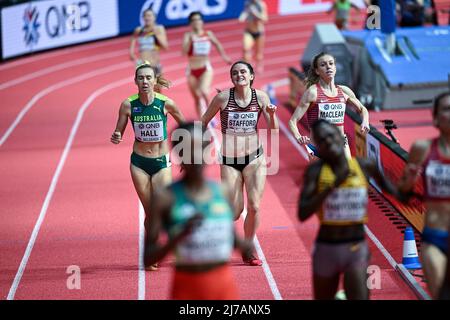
133, 121, 164, 142
426, 161, 450, 198
176, 219, 234, 264
227, 112, 258, 133
318, 102, 346, 125
323, 187, 368, 223
192, 40, 211, 56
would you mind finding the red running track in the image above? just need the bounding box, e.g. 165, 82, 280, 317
0, 12, 418, 300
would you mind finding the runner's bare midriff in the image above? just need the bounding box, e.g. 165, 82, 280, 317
189, 55, 209, 70
133, 140, 169, 158
222, 132, 261, 158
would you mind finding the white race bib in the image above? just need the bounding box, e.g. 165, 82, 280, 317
323, 187, 368, 222
134, 121, 164, 142
426, 161, 450, 198
139, 35, 156, 50
192, 40, 211, 56
318, 102, 346, 124
227, 112, 258, 133
177, 219, 234, 264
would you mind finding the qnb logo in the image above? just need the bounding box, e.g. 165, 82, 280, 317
45, 2, 91, 38
23, 6, 40, 47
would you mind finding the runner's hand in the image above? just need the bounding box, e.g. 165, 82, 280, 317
111, 131, 122, 144
296, 135, 310, 145
360, 121, 370, 134
267, 103, 277, 115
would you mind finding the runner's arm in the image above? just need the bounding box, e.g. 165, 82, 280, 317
258, 89, 278, 130
111, 99, 130, 144
202, 91, 227, 126
340, 85, 370, 134
209, 31, 231, 64
288, 86, 315, 144
165, 98, 186, 125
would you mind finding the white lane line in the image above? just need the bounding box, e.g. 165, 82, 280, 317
0, 50, 127, 91
0, 61, 130, 147
269, 79, 430, 300
0, 17, 311, 90
0, 14, 308, 72
6, 77, 130, 300
138, 202, 146, 300
0, 58, 191, 148
240, 209, 283, 300
0, 37, 302, 148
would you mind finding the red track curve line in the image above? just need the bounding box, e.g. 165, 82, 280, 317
0, 41, 302, 148
0, 61, 130, 147
6, 77, 130, 300
6, 74, 185, 299
0, 12, 326, 71
0, 50, 128, 91
0, 32, 300, 91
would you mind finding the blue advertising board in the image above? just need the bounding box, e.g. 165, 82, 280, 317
118, 0, 245, 34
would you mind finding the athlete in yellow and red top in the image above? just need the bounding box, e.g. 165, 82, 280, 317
299, 119, 399, 300
288, 52, 370, 160
182, 11, 231, 119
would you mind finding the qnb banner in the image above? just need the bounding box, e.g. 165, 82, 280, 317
118, 0, 245, 34
1, 0, 119, 59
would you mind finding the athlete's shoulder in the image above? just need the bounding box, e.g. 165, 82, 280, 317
154, 92, 169, 102
255, 88, 270, 104
215, 89, 231, 102
122, 94, 135, 106
255, 88, 268, 97
155, 24, 165, 31
303, 85, 318, 101
337, 85, 354, 96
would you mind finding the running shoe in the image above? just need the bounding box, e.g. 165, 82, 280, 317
145, 263, 159, 271
242, 254, 262, 266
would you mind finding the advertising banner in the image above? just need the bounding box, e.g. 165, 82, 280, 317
1, 0, 119, 59
345, 110, 425, 232
118, 0, 245, 34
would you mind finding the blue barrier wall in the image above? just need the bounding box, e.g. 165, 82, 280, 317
118, 0, 245, 34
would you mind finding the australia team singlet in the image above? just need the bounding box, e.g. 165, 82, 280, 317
129, 93, 168, 143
